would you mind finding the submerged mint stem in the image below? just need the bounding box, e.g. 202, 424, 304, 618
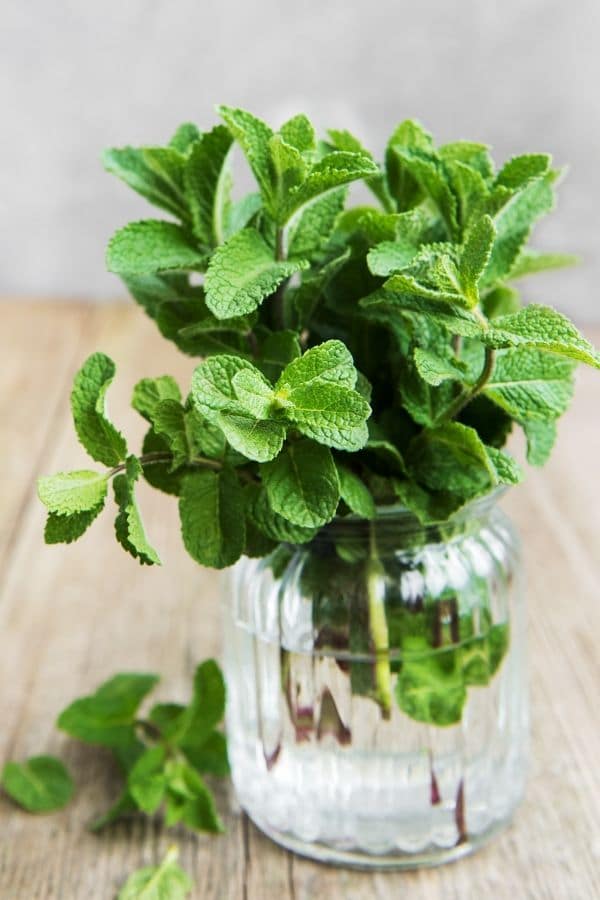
367, 522, 393, 719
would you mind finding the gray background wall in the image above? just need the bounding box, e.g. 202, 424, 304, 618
2, 0, 599, 321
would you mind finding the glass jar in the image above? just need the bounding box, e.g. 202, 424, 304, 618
222, 494, 528, 869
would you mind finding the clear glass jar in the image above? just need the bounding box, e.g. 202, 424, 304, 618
222, 495, 528, 869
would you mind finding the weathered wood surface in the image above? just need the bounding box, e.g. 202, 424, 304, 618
0, 300, 598, 900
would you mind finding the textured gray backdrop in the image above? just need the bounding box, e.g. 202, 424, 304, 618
2, 0, 599, 320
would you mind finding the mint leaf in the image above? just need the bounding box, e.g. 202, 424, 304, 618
44, 504, 104, 544
276, 339, 357, 391
71, 353, 127, 466
181, 731, 229, 777
256, 330, 301, 381
179, 468, 245, 568
495, 154, 551, 189
396, 642, 466, 725
132, 376, 182, 422
385, 119, 433, 211
184, 125, 233, 247
38, 470, 108, 515
485, 446, 523, 485
361, 288, 484, 339
282, 381, 371, 451
390, 148, 459, 239
218, 105, 274, 202
204, 229, 307, 319
522, 418, 557, 466
178, 660, 226, 749
280, 114, 317, 155
407, 422, 496, 498
262, 439, 339, 527
459, 215, 496, 304
393, 479, 464, 524
337, 465, 376, 518
57, 673, 159, 748
231, 368, 274, 418
413, 348, 465, 386
268, 134, 307, 213
216, 413, 285, 462
148, 400, 191, 470
288, 188, 347, 260
245, 484, 318, 543
103, 146, 189, 221
127, 746, 166, 814
367, 240, 420, 277
282, 152, 379, 222
483, 304, 600, 368
1, 756, 74, 813
118, 846, 192, 900
327, 128, 392, 209
508, 250, 579, 280
191, 355, 257, 418
224, 192, 262, 239
107, 220, 206, 276
169, 123, 201, 153
165, 760, 224, 833
114, 457, 161, 565
483, 173, 555, 284
484, 347, 575, 421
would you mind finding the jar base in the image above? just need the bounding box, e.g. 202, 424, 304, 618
244, 809, 513, 871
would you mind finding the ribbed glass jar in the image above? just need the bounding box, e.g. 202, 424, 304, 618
222, 495, 528, 869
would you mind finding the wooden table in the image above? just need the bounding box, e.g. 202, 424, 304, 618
1, 301, 599, 899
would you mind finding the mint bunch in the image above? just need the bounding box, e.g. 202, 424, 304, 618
38, 107, 598, 565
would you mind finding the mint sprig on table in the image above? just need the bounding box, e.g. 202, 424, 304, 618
1, 660, 228, 835
38, 106, 599, 567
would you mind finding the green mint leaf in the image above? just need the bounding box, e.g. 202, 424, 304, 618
396, 641, 466, 725
71, 352, 127, 466
204, 228, 307, 320
385, 119, 434, 211
191, 354, 257, 418
179, 468, 245, 568
120, 271, 197, 322
484, 347, 575, 421
522, 418, 557, 466
268, 134, 307, 213
483, 173, 556, 284
367, 240, 420, 277
216, 412, 285, 462
148, 400, 190, 471
182, 731, 230, 777
169, 123, 202, 153
103, 146, 189, 221
481, 284, 520, 319
177, 659, 226, 750
164, 760, 224, 832
288, 188, 347, 260
262, 439, 339, 527
280, 114, 317, 155
439, 140, 494, 178
184, 125, 233, 247
132, 376, 182, 422
291, 247, 351, 328
390, 147, 459, 238
382, 270, 465, 307
114, 456, 161, 565
360, 288, 484, 339
38, 470, 108, 515
508, 250, 579, 280
495, 154, 551, 189
407, 422, 496, 498
140, 429, 183, 496
483, 304, 600, 368
57, 672, 159, 748
245, 483, 318, 543
337, 465, 376, 519
282, 152, 379, 223
485, 446, 523, 485
1, 756, 74, 813
445, 159, 490, 233
224, 192, 262, 239
107, 220, 206, 276
118, 846, 193, 900
459, 214, 496, 304
276, 339, 357, 391
127, 746, 167, 814
398, 356, 458, 428
218, 105, 274, 203
44, 504, 105, 545
327, 128, 392, 209
231, 368, 274, 418
393, 479, 464, 524
413, 348, 465, 386
282, 381, 371, 451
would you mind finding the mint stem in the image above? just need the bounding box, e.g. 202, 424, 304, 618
437, 345, 496, 424
367, 522, 393, 719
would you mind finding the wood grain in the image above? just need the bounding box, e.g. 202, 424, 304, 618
0, 301, 598, 900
